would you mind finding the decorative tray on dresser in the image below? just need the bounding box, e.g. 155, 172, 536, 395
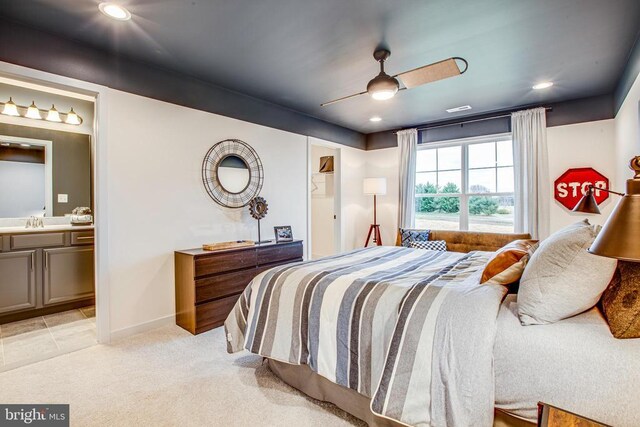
174, 240, 303, 335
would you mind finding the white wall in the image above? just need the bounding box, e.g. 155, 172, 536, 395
105, 89, 310, 335
0, 160, 45, 217
360, 120, 618, 242
615, 73, 640, 186
547, 119, 617, 232
310, 144, 336, 259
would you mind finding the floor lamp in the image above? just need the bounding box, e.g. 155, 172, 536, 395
363, 177, 387, 247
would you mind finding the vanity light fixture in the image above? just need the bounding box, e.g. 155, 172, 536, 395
98, 3, 132, 21
25, 101, 42, 119
46, 105, 62, 122
369, 116, 382, 122
20, 143, 31, 148
0, 98, 83, 125
65, 108, 81, 125
1, 97, 19, 116
532, 81, 553, 90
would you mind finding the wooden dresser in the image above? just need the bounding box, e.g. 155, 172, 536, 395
174, 240, 303, 334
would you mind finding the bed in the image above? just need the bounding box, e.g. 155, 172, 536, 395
495, 294, 640, 426
224, 231, 639, 427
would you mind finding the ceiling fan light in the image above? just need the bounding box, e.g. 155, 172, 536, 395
25, 101, 42, 119
367, 73, 399, 101
371, 90, 396, 101
46, 105, 62, 122
2, 97, 19, 116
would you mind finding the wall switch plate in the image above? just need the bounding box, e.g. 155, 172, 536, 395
58, 194, 68, 203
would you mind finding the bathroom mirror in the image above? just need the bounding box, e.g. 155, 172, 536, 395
0, 126, 92, 219
217, 155, 250, 194
202, 139, 263, 208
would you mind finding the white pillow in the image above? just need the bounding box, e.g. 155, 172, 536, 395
517, 220, 617, 325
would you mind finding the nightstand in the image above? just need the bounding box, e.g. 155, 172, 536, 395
537, 402, 611, 427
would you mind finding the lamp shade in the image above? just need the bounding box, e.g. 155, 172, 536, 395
589, 178, 640, 261
363, 177, 387, 195
572, 187, 601, 214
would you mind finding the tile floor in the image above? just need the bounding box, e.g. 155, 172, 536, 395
0, 306, 96, 372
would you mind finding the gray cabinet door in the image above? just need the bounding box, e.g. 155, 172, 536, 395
43, 247, 95, 306
0, 250, 37, 314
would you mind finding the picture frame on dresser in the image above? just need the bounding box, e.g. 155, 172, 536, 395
274, 225, 293, 243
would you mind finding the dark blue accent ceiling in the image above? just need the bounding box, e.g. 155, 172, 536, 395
0, 0, 638, 148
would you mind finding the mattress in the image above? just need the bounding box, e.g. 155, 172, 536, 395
494, 294, 640, 426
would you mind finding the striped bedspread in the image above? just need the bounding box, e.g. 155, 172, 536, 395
225, 246, 507, 427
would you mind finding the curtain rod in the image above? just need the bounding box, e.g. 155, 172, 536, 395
393, 106, 553, 134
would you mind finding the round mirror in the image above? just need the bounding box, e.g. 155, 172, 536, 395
217, 155, 250, 194
202, 139, 264, 208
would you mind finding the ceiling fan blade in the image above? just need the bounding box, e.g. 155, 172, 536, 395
321, 90, 368, 107
395, 57, 467, 89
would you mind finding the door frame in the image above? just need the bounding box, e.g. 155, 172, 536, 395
0, 61, 111, 344
307, 137, 342, 259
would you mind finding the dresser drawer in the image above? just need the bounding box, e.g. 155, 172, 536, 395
195, 268, 257, 304
71, 230, 94, 245
257, 242, 303, 265
195, 293, 240, 333
11, 232, 65, 250
195, 249, 257, 277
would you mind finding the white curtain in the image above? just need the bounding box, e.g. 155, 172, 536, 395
397, 128, 418, 229
512, 108, 550, 239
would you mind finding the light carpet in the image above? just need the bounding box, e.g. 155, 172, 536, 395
0, 324, 365, 426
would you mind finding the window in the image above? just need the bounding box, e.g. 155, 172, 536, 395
415, 135, 515, 233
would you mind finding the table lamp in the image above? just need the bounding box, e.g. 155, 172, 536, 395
363, 177, 387, 246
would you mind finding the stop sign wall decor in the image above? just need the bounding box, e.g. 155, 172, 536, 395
554, 167, 609, 210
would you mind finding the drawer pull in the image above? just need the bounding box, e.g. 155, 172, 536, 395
76, 236, 94, 240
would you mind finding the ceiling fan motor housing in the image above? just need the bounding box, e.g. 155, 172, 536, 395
367, 49, 399, 99
367, 73, 400, 97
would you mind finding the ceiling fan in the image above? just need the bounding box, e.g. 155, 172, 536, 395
321, 49, 468, 107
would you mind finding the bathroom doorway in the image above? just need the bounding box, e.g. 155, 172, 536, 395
0, 75, 97, 371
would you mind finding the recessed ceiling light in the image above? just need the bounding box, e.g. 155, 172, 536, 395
98, 3, 131, 21
532, 81, 553, 90
369, 116, 382, 122
446, 105, 472, 113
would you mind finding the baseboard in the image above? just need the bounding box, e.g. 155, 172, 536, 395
110, 313, 176, 342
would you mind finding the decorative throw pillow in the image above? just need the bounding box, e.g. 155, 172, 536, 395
480, 239, 539, 286
517, 220, 617, 325
410, 240, 447, 251
600, 261, 640, 338
399, 228, 430, 247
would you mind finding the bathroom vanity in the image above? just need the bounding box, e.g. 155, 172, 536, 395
0, 225, 95, 324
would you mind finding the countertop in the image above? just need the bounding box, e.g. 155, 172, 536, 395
0, 225, 94, 235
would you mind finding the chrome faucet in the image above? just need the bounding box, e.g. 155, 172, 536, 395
25, 216, 44, 229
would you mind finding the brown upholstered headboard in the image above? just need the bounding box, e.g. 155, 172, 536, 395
395, 229, 532, 253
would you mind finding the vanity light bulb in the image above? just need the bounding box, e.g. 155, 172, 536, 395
25, 101, 42, 119
1, 97, 20, 116
46, 105, 62, 122
65, 108, 81, 125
